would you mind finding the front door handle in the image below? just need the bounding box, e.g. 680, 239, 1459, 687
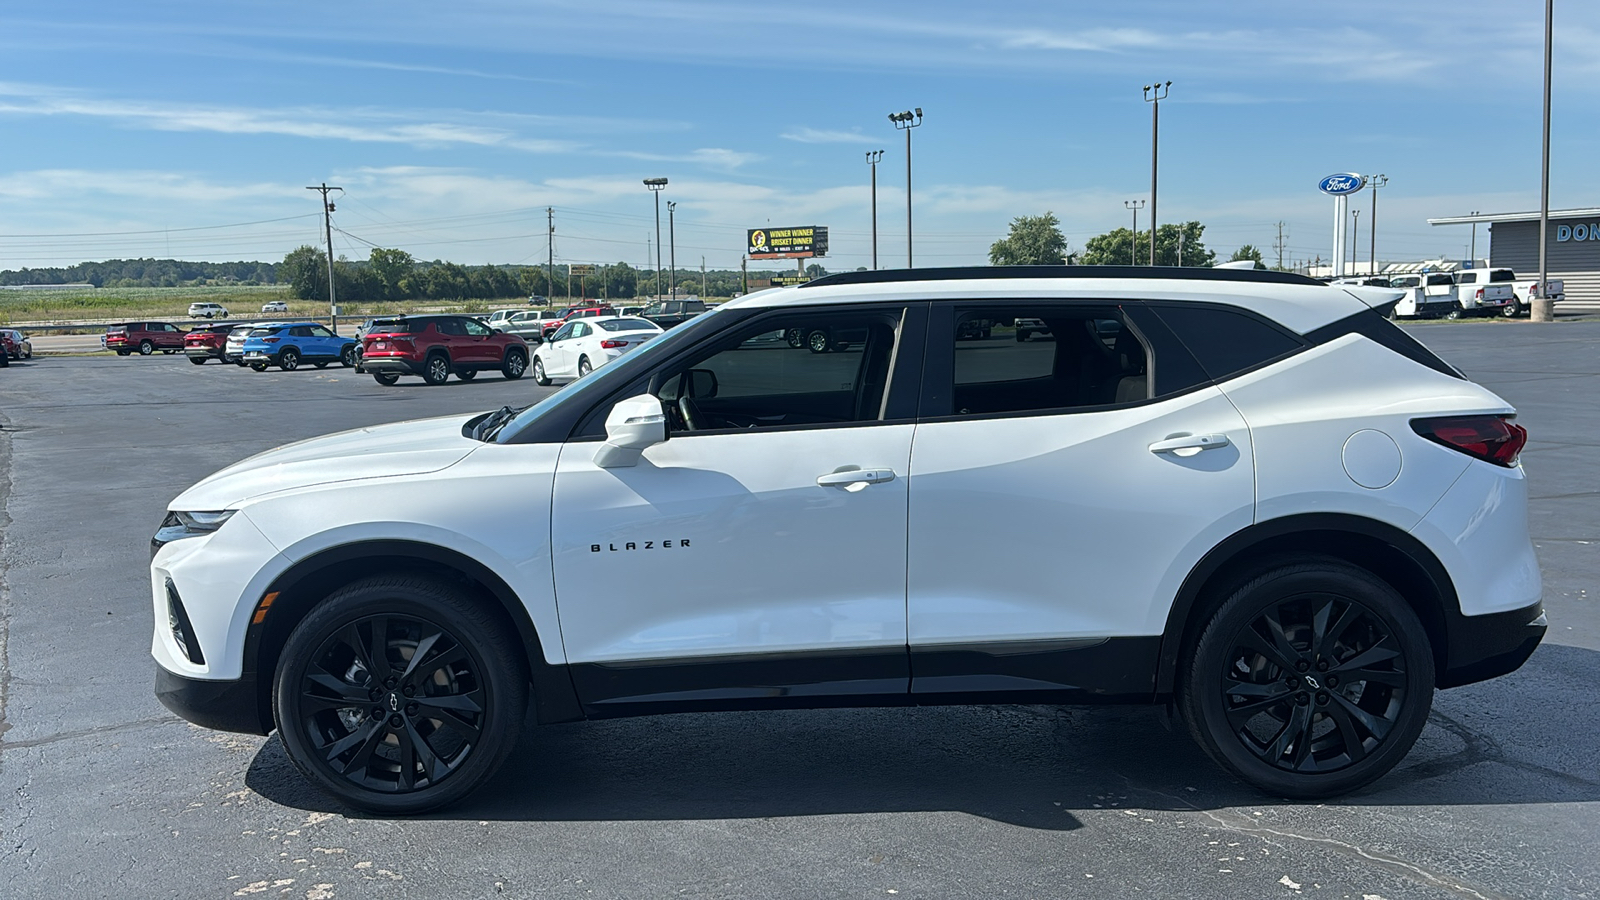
1148, 433, 1231, 457
817, 468, 897, 490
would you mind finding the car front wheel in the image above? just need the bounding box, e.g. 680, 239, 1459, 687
1179, 557, 1433, 799
341, 345, 358, 367
271, 575, 528, 815
532, 356, 550, 386
502, 349, 527, 380
423, 354, 450, 386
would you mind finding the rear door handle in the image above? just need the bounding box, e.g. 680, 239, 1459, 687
1149, 433, 1231, 457
817, 468, 897, 490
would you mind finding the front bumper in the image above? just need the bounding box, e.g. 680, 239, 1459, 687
1440, 601, 1546, 688
154, 666, 270, 735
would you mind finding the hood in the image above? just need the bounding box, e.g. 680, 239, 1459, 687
172, 414, 481, 509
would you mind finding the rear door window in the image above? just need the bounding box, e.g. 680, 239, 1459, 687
1149, 304, 1305, 383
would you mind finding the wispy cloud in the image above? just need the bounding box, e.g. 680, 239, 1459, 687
608, 147, 761, 170
780, 127, 878, 145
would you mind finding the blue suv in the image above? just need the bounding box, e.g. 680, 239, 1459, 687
240, 322, 358, 372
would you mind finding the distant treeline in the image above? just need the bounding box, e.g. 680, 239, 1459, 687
0, 258, 278, 287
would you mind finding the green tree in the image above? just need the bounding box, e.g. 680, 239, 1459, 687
280, 246, 327, 301
989, 212, 1070, 266
1080, 221, 1214, 267
1229, 244, 1266, 269
368, 248, 414, 301
1080, 228, 1142, 266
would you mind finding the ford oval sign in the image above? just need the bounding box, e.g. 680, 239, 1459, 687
1319, 173, 1367, 195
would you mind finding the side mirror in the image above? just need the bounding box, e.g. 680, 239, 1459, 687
594, 394, 667, 468
685, 368, 719, 399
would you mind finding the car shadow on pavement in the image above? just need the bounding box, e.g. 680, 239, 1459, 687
244, 644, 1600, 826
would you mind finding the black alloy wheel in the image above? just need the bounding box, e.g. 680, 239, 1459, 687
785, 327, 805, 349
1181, 558, 1433, 798
373, 372, 400, 386
341, 345, 358, 367
423, 354, 451, 386
455, 369, 477, 381
279, 349, 301, 371
502, 349, 527, 380
139, 340, 155, 355
272, 576, 527, 814
532, 356, 550, 386
577, 356, 592, 377
806, 329, 832, 354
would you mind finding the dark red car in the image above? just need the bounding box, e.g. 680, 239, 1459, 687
541, 305, 617, 338
359, 315, 530, 386
183, 323, 237, 365
106, 322, 186, 356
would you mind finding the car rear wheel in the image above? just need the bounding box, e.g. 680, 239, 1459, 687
188, 356, 207, 366
278, 349, 301, 371
806, 329, 832, 354
373, 372, 400, 386
139, 340, 154, 355
341, 345, 358, 368
1502, 301, 1523, 319
271, 575, 528, 815
250, 362, 268, 372
532, 356, 550, 386
1445, 303, 1464, 321
423, 354, 451, 386
577, 356, 592, 377
785, 327, 805, 349
1179, 557, 1433, 799
455, 369, 477, 381
502, 349, 527, 381
313, 361, 330, 369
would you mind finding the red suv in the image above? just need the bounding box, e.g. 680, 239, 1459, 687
183, 323, 237, 365
359, 315, 531, 386
541, 305, 617, 338
106, 322, 186, 356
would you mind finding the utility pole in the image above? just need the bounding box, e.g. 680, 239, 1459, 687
1143, 81, 1171, 265
701, 256, 706, 297
889, 109, 922, 267
306, 183, 342, 332
1533, 0, 1555, 322
1274, 221, 1287, 270
1124, 200, 1145, 265
667, 201, 677, 300
1469, 210, 1480, 263
546, 208, 554, 302
1351, 208, 1361, 274
866, 150, 884, 269
1368, 176, 1386, 276
741, 256, 747, 295
643, 177, 667, 300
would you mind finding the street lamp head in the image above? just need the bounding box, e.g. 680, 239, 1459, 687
667, 200, 676, 211
643, 177, 668, 190
914, 108, 922, 119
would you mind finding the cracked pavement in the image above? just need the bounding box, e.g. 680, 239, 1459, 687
1, 322, 1597, 899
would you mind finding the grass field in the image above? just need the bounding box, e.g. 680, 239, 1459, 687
0, 286, 525, 326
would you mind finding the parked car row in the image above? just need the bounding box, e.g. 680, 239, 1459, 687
1337, 269, 1565, 319
0, 328, 32, 367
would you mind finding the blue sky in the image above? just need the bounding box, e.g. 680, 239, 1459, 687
1, 0, 1597, 273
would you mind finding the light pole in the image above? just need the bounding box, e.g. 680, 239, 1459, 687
1143, 80, 1171, 265
1368, 174, 1387, 276
1469, 210, 1480, 264
1351, 209, 1360, 274
866, 150, 884, 269
888, 108, 922, 267
1124, 200, 1145, 265
643, 177, 667, 299
667, 200, 677, 300
1534, 0, 1555, 322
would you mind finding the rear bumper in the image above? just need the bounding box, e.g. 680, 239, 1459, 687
358, 356, 425, 375
1440, 601, 1547, 688
185, 347, 225, 359
154, 666, 270, 735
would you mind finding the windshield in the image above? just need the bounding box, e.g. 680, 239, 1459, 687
596, 318, 658, 332
497, 305, 733, 443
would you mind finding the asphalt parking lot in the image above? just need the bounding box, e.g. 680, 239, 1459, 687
1, 321, 1597, 899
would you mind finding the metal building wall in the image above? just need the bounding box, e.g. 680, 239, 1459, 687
1490, 220, 1600, 303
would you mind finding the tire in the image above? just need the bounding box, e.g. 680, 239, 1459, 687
532, 356, 550, 386
279, 348, 301, 371
785, 327, 805, 349
806, 329, 831, 354
502, 348, 527, 381
139, 340, 154, 355
577, 356, 592, 377
373, 372, 400, 386
1179, 557, 1434, 799
117, 350, 130, 356
188, 356, 207, 366
313, 361, 330, 369
1445, 304, 1464, 321
982, 327, 992, 339
249, 362, 268, 372
1502, 301, 1523, 319
423, 353, 450, 386
340, 345, 358, 368
455, 369, 477, 381
1016, 330, 1029, 342
270, 575, 528, 815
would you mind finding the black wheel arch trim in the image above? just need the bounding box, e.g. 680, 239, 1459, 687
242, 540, 583, 733
1155, 512, 1524, 695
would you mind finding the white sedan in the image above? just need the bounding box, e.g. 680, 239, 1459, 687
532, 315, 662, 385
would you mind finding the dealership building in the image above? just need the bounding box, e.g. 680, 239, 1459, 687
1428, 207, 1600, 303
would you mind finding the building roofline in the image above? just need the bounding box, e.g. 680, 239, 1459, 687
801, 264, 1320, 289
1428, 208, 1600, 225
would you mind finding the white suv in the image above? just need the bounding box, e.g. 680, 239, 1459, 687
151, 267, 1545, 813
188, 302, 229, 319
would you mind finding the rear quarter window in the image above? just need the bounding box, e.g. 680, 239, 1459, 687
1149, 304, 1305, 381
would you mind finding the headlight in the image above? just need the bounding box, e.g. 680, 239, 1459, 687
152, 510, 236, 556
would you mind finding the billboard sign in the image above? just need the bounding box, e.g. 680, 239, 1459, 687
769, 274, 811, 286
748, 226, 828, 259
568, 264, 597, 276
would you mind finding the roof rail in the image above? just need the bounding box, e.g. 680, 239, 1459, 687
799, 265, 1322, 289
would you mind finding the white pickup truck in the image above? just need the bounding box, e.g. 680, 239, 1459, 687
1385, 273, 1459, 318
1451, 268, 1517, 318
1511, 277, 1565, 317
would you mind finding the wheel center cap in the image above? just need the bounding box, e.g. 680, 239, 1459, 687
1303, 675, 1322, 690
387, 692, 402, 712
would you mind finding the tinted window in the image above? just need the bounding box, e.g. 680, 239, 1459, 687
597, 318, 657, 332
1426, 274, 1453, 286
1489, 270, 1516, 282
936, 307, 1150, 416
248, 328, 276, 337
435, 318, 466, 336
549, 323, 575, 342
463, 319, 493, 336
371, 319, 414, 334
290, 326, 314, 337
1456, 273, 1478, 284
1152, 304, 1304, 381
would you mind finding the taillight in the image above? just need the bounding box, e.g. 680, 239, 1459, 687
1474, 288, 1484, 300
600, 339, 627, 349
263, 337, 281, 343
1412, 415, 1527, 467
